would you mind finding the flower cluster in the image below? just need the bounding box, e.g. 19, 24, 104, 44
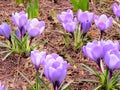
30, 50, 69, 89
83, 40, 119, 71
0, 11, 45, 41
0, 11, 45, 59
57, 9, 113, 37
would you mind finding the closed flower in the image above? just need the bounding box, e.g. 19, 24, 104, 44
12, 11, 28, 29
104, 49, 120, 71
57, 9, 73, 23
31, 50, 46, 71
0, 22, 11, 39
112, 3, 120, 19
82, 40, 103, 65
77, 9, 94, 34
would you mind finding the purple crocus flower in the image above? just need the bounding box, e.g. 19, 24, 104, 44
77, 9, 94, 34
0, 22, 11, 39
101, 40, 119, 55
82, 40, 103, 67
0, 82, 4, 90
94, 14, 113, 32
57, 9, 73, 23
43, 53, 69, 89
62, 18, 77, 34
15, 28, 26, 39
30, 50, 46, 71
104, 49, 120, 71
26, 18, 45, 38
112, 3, 120, 19
15, 29, 21, 39
12, 11, 28, 29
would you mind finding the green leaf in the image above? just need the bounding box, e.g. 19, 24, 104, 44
0, 41, 11, 49
93, 85, 102, 90
79, 79, 99, 83
34, 0, 39, 17
81, 64, 100, 78
71, 0, 89, 11
37, 76, 48, 90
100, 59, 104, 73
2, 51, 13, 61
78, 0, 89, 11
0, 51, 9, 54
17, 70, 35, 90
60, 80, 73, 90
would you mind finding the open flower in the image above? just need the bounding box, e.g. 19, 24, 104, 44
82, 40, 103, 66
0, 22, 11, 39
112, 3, 120, 19
12, 11, 28, 29
26, 18, 45, 38
94, 14, 112, 31
43, 53, 69, 89
30, 50, 46, 71
57, 9, 73, 23
104, 49, 120, 71
77, 9, 94, 34
0, 82, 4, 90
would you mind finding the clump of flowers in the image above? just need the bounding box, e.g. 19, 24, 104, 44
82, 39, 120, 90
57, 9, 113, 50
0, 11, 45, 60
30, 50, 70, 90
57, 9, 94, 50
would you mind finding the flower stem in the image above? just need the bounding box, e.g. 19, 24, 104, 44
36, 71, 39, 90
100, 31, 104, 40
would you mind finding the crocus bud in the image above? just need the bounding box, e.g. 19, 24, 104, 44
94, 14, 113, 32
112, 3, 120, 19
12, 11, 28, 29
0, 82, 4, 90
62, 18, 77, 34
26, 18, 45, 38
0, 22, 11, 39
77, 9, 94, 34
104, 49, 120, 71
15, 29, 21, 39
43, 53, 69, 89
30, 50, 46, 71
82, 40, 103, 66
57, 9, 73, 23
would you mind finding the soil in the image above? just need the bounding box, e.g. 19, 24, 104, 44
0, 0, 119, 90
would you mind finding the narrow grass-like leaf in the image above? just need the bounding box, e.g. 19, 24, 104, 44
60, 80, 73, 90
81, 64, 100, 78
2, 51, 13, 61
0, 41, 11, 49
17, 70, 35, 90
37, 77, 48, 90
79, 79, 99, 83
0, 51, 9, 54
93, 85, 102, 90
